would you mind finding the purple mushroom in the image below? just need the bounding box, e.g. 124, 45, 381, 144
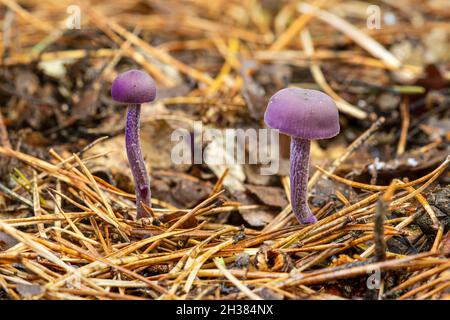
111, 70, 156, 219
264, 88, 340, 224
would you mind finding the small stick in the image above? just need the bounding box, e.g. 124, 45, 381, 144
315, 154, 449, 193
403, 184, 439, 230
271, 252, 436, 288
399, 274, 450, 300
2, 48, 116, 66
211, 168, 229, 194
397, 96, 410, 155
47, 191, 100, 256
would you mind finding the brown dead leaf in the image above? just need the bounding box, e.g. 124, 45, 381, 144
246, 184, 287, 208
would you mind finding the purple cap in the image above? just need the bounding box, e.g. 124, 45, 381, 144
264, 88, 340, 140
111, 70, 156, 104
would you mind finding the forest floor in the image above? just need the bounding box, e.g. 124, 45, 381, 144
0, 0, 449, 300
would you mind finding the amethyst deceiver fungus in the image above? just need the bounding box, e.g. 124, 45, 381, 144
264, 88, 340, 224
111, 70, 156, 219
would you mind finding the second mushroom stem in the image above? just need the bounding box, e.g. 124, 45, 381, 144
290, 137, 317, 224
125, 104, 151, 219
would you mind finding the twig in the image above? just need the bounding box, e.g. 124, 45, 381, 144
299, 29, 368, 120
213, 258, 263, 300
308, 117, 385, 189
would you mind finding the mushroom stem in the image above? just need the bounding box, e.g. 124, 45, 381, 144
125, 104, 151, 219
290, 137, 317, 224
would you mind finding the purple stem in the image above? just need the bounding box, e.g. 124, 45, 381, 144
125, 104, 151, 219
290, 137, 317, 224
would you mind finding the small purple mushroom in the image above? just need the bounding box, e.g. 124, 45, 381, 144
264, 88, 340, 224
111, 70, 156, 219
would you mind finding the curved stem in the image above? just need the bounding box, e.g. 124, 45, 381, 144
290, 137, 317, 224
125, 104, 151, 219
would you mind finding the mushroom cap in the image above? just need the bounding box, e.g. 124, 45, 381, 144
111, 70, 156, 104
264, 88, 340, 140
